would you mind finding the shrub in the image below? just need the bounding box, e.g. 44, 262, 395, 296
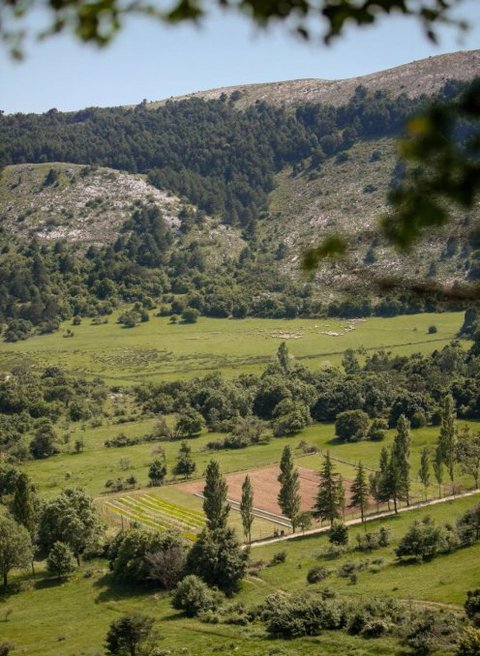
269, 551, 287, 566
171, 575, 221, 617
307, 566, 329, 584
456, 628, 480, 656
466, 590, 480, 627
361, 618, 389, 638
396, 516, 451, 562
329, 521, 348, 546
266, 594, 343, 638
335, 410, 369, 442
428, 325, 438, 334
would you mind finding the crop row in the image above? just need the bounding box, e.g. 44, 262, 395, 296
118, 496, 202, 532
106, 493, 205, 537
121, 495, 203, 527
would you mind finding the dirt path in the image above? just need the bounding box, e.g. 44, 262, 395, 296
249, 488, 480, 548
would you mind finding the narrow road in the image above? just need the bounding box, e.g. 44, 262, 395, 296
249, 487, 480, 548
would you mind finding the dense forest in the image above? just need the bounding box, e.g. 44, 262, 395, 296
0, 81, 468, 227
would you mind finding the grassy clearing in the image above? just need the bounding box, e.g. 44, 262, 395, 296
251, 494, 480, 606
2, 494, 478, 656
0, 311, 466, 385
22, 412, 478, 507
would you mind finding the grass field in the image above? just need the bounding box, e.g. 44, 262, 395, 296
2, 494, 478, 656
3, 309, 478, 656
0, 310, 466, 385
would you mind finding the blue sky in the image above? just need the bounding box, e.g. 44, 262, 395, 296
1, 1, 479, 114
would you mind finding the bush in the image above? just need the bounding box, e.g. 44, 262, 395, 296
396, 516, 458, 562
361, 618, 389, 638
367, 418, 388, 441
171, 575, 221, 617
181, 308, 200, 324
269, 551, 287, 566
466, 590, 480, 627
329, 522, 348, 546
266, 593, 343, 638
335, 410, 369, 442
307, 567, 329, 584
428, 325, 438, 334
456, 628, 480, 656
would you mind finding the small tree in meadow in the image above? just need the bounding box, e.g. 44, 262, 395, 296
47, 541, 76, 577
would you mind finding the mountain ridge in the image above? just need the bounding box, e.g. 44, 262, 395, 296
145, 49, 480, 110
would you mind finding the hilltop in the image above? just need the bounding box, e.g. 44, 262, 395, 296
147, 49, 480, 109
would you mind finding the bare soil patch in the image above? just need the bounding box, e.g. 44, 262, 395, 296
178, 464, 358, 518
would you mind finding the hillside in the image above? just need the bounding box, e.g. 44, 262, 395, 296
0, 50, 479, 336
147, 49, 480, 109
0, 163, 182, 246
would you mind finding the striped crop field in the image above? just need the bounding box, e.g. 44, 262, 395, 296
104, 493, 205, 540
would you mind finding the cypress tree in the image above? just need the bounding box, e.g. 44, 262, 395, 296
240, 475, 254, 544
392, 414, 411, 505
277, 446, 301, 532
433, 446, 444, 498
203, 460, 230, 531
437, 394, 458, 490
418, 447, 431, 500
11, 473, 37, 537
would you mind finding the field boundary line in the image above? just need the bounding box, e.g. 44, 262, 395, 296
249, 488, 480, 548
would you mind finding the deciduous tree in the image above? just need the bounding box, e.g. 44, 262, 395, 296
0, 515, 32, 587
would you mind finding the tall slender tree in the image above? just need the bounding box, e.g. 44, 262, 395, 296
457, 427, 480, 489
240, 475, 254, 544
10, 472, 37, 537
418, 447, 431, 500
437, 394, 458, 491
203, 460, 230, 531
392, 414, 411, 505
433, 446, 444, 498
314, 451, 345, 526
350, 462, 369, 527
277, 446, 301, 532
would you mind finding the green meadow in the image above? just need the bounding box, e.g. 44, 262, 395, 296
0, 310, 466, 385
1, 494, 479, 656
3, 309, 479, 655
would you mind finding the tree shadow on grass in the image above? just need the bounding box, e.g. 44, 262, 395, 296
93, 571, 166, 604
34, 576, 66, 590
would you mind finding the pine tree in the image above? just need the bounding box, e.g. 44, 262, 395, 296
277, 446, 301, 532
350, 462, 369, 526
203, 460, 230, 531
173, 441, 196, 479
418, 447, 431, 500
314, 451, 345, 526
240, 475, 254, 544
437, 394, 458, 491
